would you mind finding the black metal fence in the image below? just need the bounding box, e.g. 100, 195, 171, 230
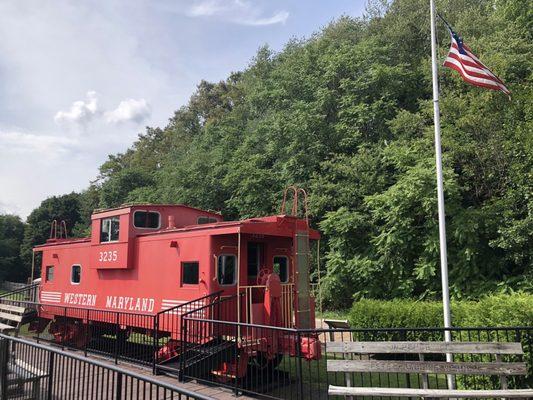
0, 282, 29, 293
0, 288, 228, 371
0, 284, 39, 303
154, 291, 223, 372
0, 334, 213, 400
1, 286, 532, 400
180, 316, 533, 400
0, 298, 157, 367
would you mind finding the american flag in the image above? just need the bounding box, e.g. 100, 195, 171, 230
441, 18, 510, 96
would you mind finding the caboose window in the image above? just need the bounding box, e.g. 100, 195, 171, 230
45, 265, 54, 282
100, 217, 120, 242
182, 262, 199, 285
273, 256, 289, 283
71, 265, 81, 284
217, 255, 236, 285
247, 242, 261, 278
133, 211, 160, 229
197, 216, 218, 224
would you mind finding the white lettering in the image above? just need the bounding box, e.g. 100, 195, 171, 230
62, 293, 154, 312
99, 251, 119, 263
63, 293, 98, 307
102, 295, 156, 312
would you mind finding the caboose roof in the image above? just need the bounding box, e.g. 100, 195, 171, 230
91, 203, 221, 219
34, 210, 319, 251
136, 214, 320, 240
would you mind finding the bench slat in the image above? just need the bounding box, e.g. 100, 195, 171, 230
328, 385, 533, 398
323, 319, 350, 329
13, 359, 48, 377
0, 304, 26, 314
327, 359, 527, 376
0, 323, 16, 332
0, 311, 22, 322
326, 341, 524, 355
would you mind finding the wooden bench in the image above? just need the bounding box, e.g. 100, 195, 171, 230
324, 319, 350, 342
0, 303, 28, 334
6, 359, 47, 399
1, 339, 48, 399
327, 341, 533, 398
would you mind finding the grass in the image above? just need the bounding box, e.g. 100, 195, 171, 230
275, 354, 448, 399
315, 309, 350, 321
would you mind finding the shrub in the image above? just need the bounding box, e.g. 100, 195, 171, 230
349, 293, 533, 329
347, 294, 533, 389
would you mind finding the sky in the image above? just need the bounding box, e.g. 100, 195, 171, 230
0, 0, 367, 219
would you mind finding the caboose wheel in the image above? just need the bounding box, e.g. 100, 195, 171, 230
250, 352, 283, 371
49, 319, 90, 348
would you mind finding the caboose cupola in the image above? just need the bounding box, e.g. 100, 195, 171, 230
89, 204, 223, 270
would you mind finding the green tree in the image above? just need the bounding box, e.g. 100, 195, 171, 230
20, 193, 82, 278
22, 0, 533, 307
0, 214, 25, 282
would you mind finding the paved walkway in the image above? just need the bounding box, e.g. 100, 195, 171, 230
12, 338, 253, 400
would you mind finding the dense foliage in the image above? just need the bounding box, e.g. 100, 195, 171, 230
349, 293, 533, 328
19, 0, 532, 305
0, 215, 25, 282
17, 193, 85, 280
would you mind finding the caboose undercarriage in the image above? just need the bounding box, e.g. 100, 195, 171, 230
27, 283, 320, 382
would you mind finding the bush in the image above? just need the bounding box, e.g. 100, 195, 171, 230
348, 294, 533, 389
349, 293, 533, 329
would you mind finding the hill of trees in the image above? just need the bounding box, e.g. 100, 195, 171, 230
5, 0, 531, 308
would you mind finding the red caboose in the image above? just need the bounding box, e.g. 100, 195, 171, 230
32, 196, 320, 370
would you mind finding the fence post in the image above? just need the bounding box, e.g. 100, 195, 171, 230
180, 316, 188, 382
115, 371, 123, 398
62, 307, 67, 350
295, 331, 304, 400
152, 315, 159, 375
401, 330, 412, 390
36, 320, 40, 343
46, 351, 55, 400
0, 339, 8, 400
84, 308, 90, 357
115, 312, 120, 364
233, 323, 239, 397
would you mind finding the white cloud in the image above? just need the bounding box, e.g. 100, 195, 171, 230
54, 92, 151, 126
0, 200, 21, 216
186, 0, 289, 26
0, 0, 307, 219
105, 98, 151, 124
188, 0, 227, 17
0, 129, 78, 156
242, 11, 289, 26
54, 90, 99, 125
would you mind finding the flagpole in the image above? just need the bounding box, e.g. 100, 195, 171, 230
430, 0, 455, 388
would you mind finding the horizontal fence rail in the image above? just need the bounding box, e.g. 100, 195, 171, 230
0, 333, 213, 400
0, 284, 39, 304
0, 282, 29, 293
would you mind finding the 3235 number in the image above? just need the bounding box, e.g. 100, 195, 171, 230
99, 250, 118, 262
